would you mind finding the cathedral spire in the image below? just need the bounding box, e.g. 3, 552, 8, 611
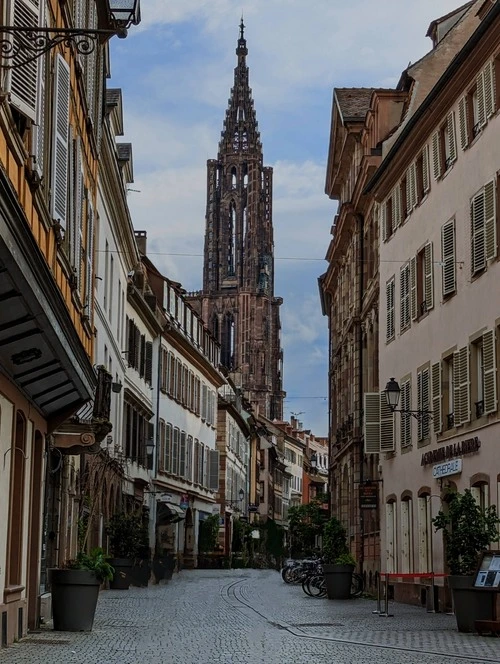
237, 15, 247, 58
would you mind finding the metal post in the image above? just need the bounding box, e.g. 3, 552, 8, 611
379, 573, 394, 617
372, 573, 382, 614
426, 575, 436, 613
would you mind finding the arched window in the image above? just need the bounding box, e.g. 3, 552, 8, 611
400, 494, 413, 573
227, 203, 236, 276
231, 167, 237, 189
243, 166, 248, 188
221, 313, 235, 370
385, 499, 397, 573
417, 492, 432, 573
242, 128, 248, 151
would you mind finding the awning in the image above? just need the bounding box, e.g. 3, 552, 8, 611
157, 502, 185, 525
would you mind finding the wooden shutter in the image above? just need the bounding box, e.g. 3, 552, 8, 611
179, 432, 186, 478
417, 368, 430, 440
484, 179, 497, 260
33, 20, 47, 177
410, 256, 417, 320
158, 420, 165, 471
441, 220, 456, 296
409, 162, 417, 208
458, 96, 468, 150
386, 278, 395, 341
484, 61, 495, 118
145, 341, 153, 384
85, 0, 97, 126
381, 202, 387, 241
432, 131, 441, 180
9, 0, 40, 121
431, 361, 442, 434
172, 428, 179, 475
400, 379, 411, 448
471, 189, 486, 274
392, 186, 402, 229
50, 54, 71, 228
134, 325, 140, 370
165, 424, 172, 473
85, 199, 94, 315
422, 145, 430, 194
95, 52, 105, 154
459, 346, 470, 424
380, 391, 395, 452
363, 393, 380, 453
453, 351, 461, 425
424, 242, 434, 311
400, 263, 410, 331
477, 70, 486, 128
483, 329, 497, 415
209, 450, 220, 491
446, 112, 457, 165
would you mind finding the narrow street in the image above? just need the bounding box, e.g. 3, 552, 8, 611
3, 570, 500, 664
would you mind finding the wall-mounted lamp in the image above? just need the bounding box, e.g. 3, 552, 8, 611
383, 377, 433, 421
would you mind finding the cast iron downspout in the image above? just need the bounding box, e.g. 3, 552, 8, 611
356, 212, 365, 580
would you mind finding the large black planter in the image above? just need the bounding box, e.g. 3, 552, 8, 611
109, 558, 133, 590
153, 555, 175, 582
323, 564, 354, 599
449, 575, 495, 632
49, 569, 100, 631
130, 559, 151, 587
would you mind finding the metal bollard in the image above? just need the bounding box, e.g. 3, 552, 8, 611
372, 573, 382, 614
379, 573, 394, 618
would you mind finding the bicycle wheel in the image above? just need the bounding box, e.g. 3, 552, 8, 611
282, 566, 296, 584
302, 574, 314, 596
306, 574, 326, 598
350, 572, 364, 598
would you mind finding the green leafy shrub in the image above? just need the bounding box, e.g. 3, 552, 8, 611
322, 517, 349, 564
65, 547, 114, 581
106, 512, 144, 559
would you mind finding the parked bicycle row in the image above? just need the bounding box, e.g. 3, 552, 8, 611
281, 557, 364, 599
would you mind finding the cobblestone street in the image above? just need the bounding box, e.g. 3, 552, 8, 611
3, 570, 500, 664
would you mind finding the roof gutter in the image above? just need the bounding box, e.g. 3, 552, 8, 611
365, 1, 500, 194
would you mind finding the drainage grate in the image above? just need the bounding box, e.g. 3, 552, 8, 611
292, 622, 344, 627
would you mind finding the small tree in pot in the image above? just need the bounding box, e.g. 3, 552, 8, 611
106, 512, 143, 589
433, 488, 500, 631
322, 517, 356, 599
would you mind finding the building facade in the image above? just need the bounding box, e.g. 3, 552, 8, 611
320, 86, 405, 587
187, 22, 284, 421
365, 0, 498, 607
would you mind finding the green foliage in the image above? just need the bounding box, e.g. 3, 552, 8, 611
433, 488, 500, 575
322, 517, 349, 564
65, 547, 115, 581
106, 512, 144, 559
259, 518, 285, 567
335, 552, 356, 566
199, 514, 220, 553
288, 499, 328, 558
232, 518, 253, 553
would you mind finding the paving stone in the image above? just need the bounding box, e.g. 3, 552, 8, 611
1, 569, 500, 663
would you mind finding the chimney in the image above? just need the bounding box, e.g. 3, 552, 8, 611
135, 230, 147, 255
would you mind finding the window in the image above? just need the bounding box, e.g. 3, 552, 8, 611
381, 198, 393, 241
400, 498, 413, 573
186, 435, 193, 482
441, 113, 457, 171
411, 242, 434, 318
473, 330, 498, 418
405, 163, 417, 212
470, 180, 497, 275
417, 495, 432, 573
417, 367, 430, 441
443, 356, 455, 430
441, 219, 456, 297
471, 483, 489, 510
158, 419, 166, 471
400, 379, 411, 448
431, 361, 442, 435
179, 431, 186, 478
386, 277, 395, 342
50, 54, 71, 228
363, 392, 395, 454
165, 423, 172, 473
172, 427, 180, 475
416, 146, 430, 201
453, 346, 470, 426
400, 263, 410, 332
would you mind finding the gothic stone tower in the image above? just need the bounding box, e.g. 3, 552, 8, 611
188, 21, 284, 420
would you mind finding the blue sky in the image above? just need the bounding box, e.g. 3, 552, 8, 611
109, 0, 465, 436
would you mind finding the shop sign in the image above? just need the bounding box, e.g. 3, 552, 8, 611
421, 436, 481, 466
432, 458, 462, 479
248, 503, 259, 513
180, 493, 190, 509
359, 484, 378, 509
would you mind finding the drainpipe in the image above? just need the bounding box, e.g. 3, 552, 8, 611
356, 212, 365, 580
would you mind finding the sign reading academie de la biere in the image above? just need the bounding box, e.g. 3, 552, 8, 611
420, 436, 481, 466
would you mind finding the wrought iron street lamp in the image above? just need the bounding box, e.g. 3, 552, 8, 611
0, 0, 141, 69
310, 452, 318, 471
383, 377, 433, 421
227, 488, 245, 508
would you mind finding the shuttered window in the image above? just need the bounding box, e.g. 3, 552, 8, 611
179, 431, 186, 478
85, 199, 94, 316
400, 263, 410, 332
172, 427, 180, 475
431, 361, 442, 435
471, 180, 497, 275
441, 220, 456, 296
458, 96, 468, 150
145, 342, 153, 385
477, 69, 486, 129
424, 242, 434, 311
158, 420, 165, 471
406, 162, 417, 211
386, 277, 395, 342
483, 61, 496, 118
422, 145, 430, 195
33, 3, 47, 177
445, 112, 457, 168
165, 423, 172, 473
50, 54, 71, 229
417, 368, 430, 441
453, 346, 470, 425
400, 379, 411, 448
209, 449, 220, 491
410, 256, 417, 320
431, 130, 441, 180
483, 329, 497, 415
9, 0, 40, 121
363, 392, 395, 454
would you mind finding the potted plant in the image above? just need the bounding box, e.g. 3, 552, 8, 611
433, 488, 500, 632
130, 511, 152, 587
49, 548, 114, 631
106, 512, 144, 589
322, 517, 356, 599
